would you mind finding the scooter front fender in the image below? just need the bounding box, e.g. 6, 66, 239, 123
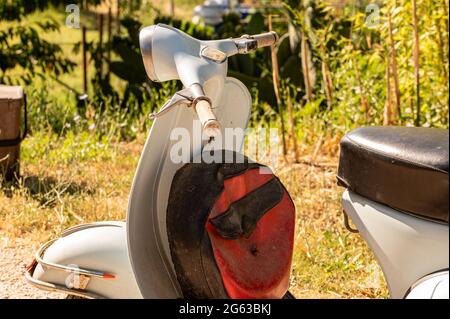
26, 221, 142, 299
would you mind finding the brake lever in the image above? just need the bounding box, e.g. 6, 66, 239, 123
148, 88, 194, 119
234, 35, 258, 54
234, 32, 278, 54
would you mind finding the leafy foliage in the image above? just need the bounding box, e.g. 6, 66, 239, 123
0, 18, 75, 84
281, 0, 448, 134
2, 1, 448, 142
0, 0, 104, 21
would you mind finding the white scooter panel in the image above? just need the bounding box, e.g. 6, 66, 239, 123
127, 77, 252, 298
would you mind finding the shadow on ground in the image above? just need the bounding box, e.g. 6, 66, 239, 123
1, 175, 93, 207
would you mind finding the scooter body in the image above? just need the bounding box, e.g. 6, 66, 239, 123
338, 126, 449, 299
342, 190, 448, 298
27, 23, 274, 298
26, 76, 252, 298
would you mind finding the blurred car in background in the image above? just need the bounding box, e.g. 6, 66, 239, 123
192, 0, 255, 28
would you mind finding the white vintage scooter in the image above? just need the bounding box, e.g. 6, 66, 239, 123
25, 24, 281, 299
25, 24, 448, 299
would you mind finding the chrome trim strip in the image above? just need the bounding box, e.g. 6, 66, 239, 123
61, 221, 123, 237
25, 267, 104, 299
34, 239, 114, 279
24, 223, 125, 298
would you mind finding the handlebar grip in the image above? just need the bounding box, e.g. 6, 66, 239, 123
252, 31, 278, 48
194, 99, 221, 138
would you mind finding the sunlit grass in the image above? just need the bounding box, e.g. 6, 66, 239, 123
0, 131, 388, 298
0, 132, 140, 241
278, 162, 388, 298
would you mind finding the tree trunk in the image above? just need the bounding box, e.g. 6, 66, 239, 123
301, 31, 313, 103
170, 0, 175, 17
269, 15, 287, 158
412, 0, 421, 126
388, 10, 401, 121
82, 26, 88, 94
106, 7, 112, 83
442, 0, 449, 50
319, 22, 333, 109
286, 88, 299, 162
352, 51, 369, 124
116, 0, 121, 34
321, 60, 333, 109
98, 14, 104, 78
433, 4, 448, 85
384, 54, 392, 126
129, 0, 133, 14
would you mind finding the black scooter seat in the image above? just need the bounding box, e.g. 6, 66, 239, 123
337, 126, 449, 224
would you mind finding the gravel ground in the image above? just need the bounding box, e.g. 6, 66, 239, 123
0, 233, 64, 299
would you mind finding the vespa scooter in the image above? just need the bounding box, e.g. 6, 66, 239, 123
25, 24, 288, 299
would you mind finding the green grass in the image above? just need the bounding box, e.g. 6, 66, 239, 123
0, 132, 139, 239
0, 131, 388, 298
278, 162, 388, 298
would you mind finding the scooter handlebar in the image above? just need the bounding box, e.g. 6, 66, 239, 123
194, 98, 221, 138
252, 31, 279, 49
233, 31, 278, 54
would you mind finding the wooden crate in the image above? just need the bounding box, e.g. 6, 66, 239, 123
0, 85, 26, 181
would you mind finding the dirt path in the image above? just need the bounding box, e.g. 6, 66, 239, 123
0, 233, 64, 299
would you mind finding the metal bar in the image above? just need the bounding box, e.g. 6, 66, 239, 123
343, 210, 359, 233
61, 221, 122, 237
